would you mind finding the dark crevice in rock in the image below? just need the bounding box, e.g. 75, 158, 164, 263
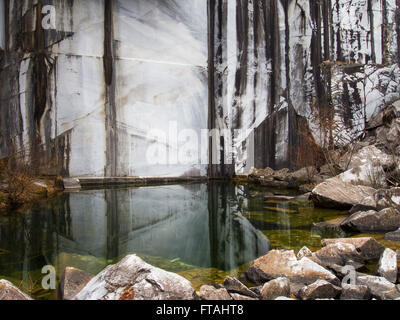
104, 0, 118, 177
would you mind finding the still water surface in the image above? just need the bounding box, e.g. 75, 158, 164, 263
0, 181, 350, 299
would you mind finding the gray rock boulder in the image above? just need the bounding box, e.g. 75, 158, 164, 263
384, 228, 400, 241
260, 277, 291, 300
223, 276, 258, 298
74, 255, 196, 300
341, 208, 400, 232
376, 248, 398, 283
314, 242, 363, 266
59, 267, 94, 300
340, 284, 370, 300
244, 250, 339, 285
321, 238, 385, 262
298, 280, 341, 300
198, 285, 232, 300
0, 280, 33, 300
357, 275, 400, 300
311, 177, 375, 209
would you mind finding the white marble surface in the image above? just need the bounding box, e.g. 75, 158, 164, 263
113, 0, 208, 177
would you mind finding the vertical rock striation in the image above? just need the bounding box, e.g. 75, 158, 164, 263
0, 1, 399, 178
210, 0, 400, 176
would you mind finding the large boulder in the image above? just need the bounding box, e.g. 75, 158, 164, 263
321, 238, 385, 262
260, 277, 291, 300
74, 255, 196, 300
198, 285, 232, 300
0, 280, 33, 300
298, 280, 341, 300
340, 208, 400, 233
244, 250, 339, 286
376, 249, 398, 284
311, 177, 375, 209
59, 267, 94, 300
357, 275, 400, 300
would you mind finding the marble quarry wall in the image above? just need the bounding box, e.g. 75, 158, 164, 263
0, 0, 399, 178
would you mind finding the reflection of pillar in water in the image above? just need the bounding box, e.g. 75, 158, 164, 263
208, 182, 270, 271
105, 189, 119, 261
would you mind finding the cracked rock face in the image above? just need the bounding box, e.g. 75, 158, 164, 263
74, 255, 196, 300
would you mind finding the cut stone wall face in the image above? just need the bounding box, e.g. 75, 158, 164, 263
1, 0, 399, 178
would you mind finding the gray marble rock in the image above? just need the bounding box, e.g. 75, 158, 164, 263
376, 248, 398, 284
357, 275, 400, 300
384, 228, 400, 241
260, 277, 291, 300
340, 284, 370, 300
74, 255, 196, 300
298, 280, 342, 300
341, 208, 400, 233
223, 276, 258, 299
321, 237, 385, 262
244, 250, 339, 286
0, 280, 33, 300
311, 178, 376, 210
198, 285, 232, 301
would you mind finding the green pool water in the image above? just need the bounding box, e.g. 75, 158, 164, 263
0, 181, 395, 300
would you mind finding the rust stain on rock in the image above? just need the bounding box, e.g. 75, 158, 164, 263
119, 287, 135, 300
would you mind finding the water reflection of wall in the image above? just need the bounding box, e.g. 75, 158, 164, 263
0, 183, 270, 278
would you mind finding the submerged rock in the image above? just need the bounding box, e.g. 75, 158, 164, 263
74, 255, 196, 300
340, 284, 370, 300
260, 277, 291, 300
244, 250, 339, 286
311, 178, 375, 209
198, 285, 232, 300
59, 267, 94, 300
0, 280, 33, 300
298, 280, 341, 300
311, 221, 346, 238
376, 249, 398, 284
321, 238, 385, 262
